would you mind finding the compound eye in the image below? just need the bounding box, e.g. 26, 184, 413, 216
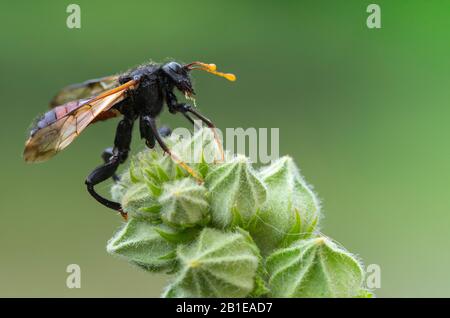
168, 62, 182, 73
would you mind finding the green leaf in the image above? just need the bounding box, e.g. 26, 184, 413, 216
205, 155, 267, 228
266, 236, 364, 297
145, 179, 162, 197
153, 224, 200, 244
280, 209, 303, 248
107, 218, 177, 272
139, 204, 161, 214
163, 228, 260, 298
250, 156, 320, 255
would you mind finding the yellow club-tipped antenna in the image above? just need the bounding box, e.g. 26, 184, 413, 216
184, 62, 236, 81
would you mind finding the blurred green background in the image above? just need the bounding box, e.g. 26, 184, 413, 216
1, 0, 449, 297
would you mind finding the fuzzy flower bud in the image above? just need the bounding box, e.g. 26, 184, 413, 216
266, 236, 364, 297
205, 155, 266, 228
107, 218, 177, 272
106, 128, 371, 298
163, 228, 260, 298
250, 156, 320, 255
159, 178, 210, 228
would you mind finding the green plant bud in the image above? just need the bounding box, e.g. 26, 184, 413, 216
163, 228, 260, 298
129, 142, 187, 184
141, 132, 204, 181
120, 182, 161, 220
107, 218, 177, 272
266, 236, 364, 298
205, 155, 267, 228
107, 133, 372, 298
250, 156, 320, 255
158, 178, 210, 228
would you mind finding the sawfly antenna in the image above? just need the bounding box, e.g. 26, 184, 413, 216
184, 62, 236, 82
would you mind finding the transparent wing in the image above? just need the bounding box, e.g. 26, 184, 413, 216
24, 80, 137, 163
49, 75, 120, 107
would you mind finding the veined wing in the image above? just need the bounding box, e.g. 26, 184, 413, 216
24, 80, 137, 163
49, 75, 120, 107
